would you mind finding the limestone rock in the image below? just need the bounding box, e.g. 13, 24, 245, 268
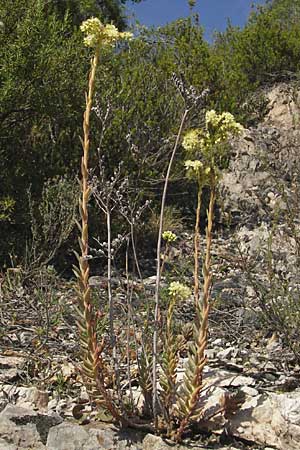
1, 384, 49, 410
0, 409, 46, 450
142, 434, 240, 450
264, 83, 300, 130
0, 355, 26, 383
228, 391, 300, 450
0, 404, 62, 450
0, 438, 18, 450
46, 423, 100, 450
47, 422, 143, 450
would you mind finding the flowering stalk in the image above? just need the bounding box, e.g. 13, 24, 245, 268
76, 42, 103, 400
175, 172, 216, 442
175, 110, 243, 441
161, 231, 177, 276
75, 18, 132, 424
194, 182, 202, 308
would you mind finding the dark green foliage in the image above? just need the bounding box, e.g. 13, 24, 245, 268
0, 0, 145, 266
0, 0, 88, 260
210, 0, 300, 120
1, 0, 300, 267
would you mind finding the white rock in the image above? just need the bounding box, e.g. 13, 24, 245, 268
216, 347, 238, 360
1, 385, 49, 410
0, 355, 26, 382
47, 422, 142, 450
0, 406, 47, 450
0, 438, 17, 450
240, 386, 259, 397
228, 391, 300, 449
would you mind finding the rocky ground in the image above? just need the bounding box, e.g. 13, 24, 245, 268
1, 82, 300, 449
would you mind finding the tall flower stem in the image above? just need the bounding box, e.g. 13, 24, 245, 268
78, 49, 100, 372
77, 48, 123, 424
76, 17, 134, 426
153, 108, 189, 428
194, 178, 203, 312
161, 296, 177, 433
81, 50, 99, 264
202, 173, 216, 323
106, 205, 122, 405
175, 173, 216, 442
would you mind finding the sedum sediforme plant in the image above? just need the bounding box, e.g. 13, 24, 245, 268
175, 110, 243, 441
152, 79, 210, 427
74, 17, 132, 423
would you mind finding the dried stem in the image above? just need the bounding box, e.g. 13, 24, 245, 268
125, 238, 134, 410
161, 296, 178, 434
130, 221, 144, 285
153, 108, 189, 426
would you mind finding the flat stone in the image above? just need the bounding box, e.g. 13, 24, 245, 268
0, 438, 18, 450
0, 414, 46, 449
0, 404, 62, 449
1, 385, 49, 410
47, 423, 100, 450
0, 355, 26, 382
228, 391, 300, 449
142, 434, 240, 450
240, 386, 259, 397
216, 347, 238, 360
47, 422, 143, 450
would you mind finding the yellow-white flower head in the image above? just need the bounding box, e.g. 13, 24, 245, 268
184, 160, 203, 172
182, 129, 201, 153
162, 230, 177, 243
168, 282, 191, 301
80, 18, 133, 49
184, 160, 209, 181
205, 110, 243, 136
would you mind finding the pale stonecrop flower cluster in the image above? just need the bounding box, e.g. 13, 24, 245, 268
162, 230, 177, 243
181, 129, 202, 154
182, 109, 243, 155
184, 160, 203, 172
80, 18, 132, 49
168, 282, 191, 301
182, 110, 243, 178
184, 160, 211, 181
205, 110, 243, 144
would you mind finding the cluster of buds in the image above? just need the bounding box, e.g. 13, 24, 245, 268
162, 230, 177, 243
184, 159, 212, 183
168, 282, 191, 301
